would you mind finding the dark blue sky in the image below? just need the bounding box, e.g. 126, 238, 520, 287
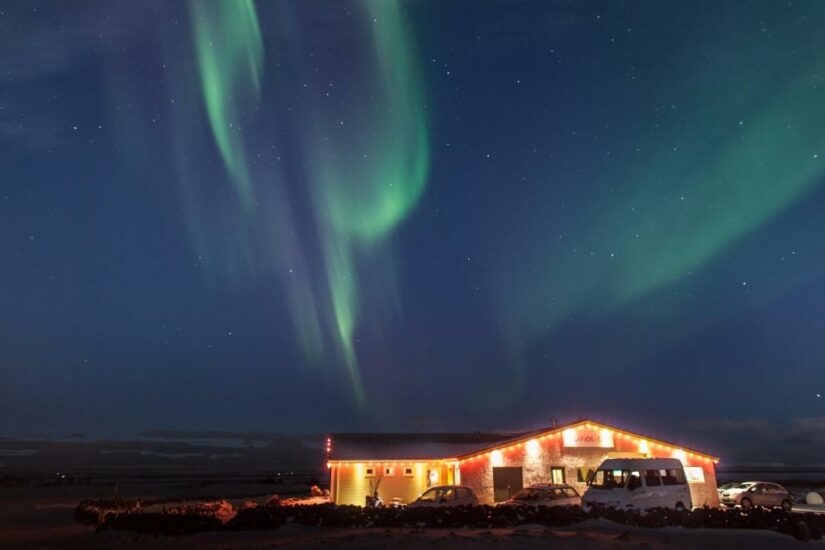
2, 1, 825, 463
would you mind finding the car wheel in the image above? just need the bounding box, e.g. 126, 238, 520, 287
781, 499, 792, 512
741, 498, 753, 510
675, 502, 686, 512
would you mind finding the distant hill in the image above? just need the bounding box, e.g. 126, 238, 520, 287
0, 432, 324, 474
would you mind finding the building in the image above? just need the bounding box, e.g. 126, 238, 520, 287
327, 418, 720, 508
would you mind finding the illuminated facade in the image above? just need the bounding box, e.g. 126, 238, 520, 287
328, 419, 720, 507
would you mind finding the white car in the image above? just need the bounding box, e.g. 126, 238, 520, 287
582, 458, 692, 511
719, 482, 793, 511
408, 485, 479, 507
718, 482, 755, 506
717, 482, 739, 498
497, 484, 581, 507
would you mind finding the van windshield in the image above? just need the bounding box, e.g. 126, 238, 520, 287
588, 469, 638, 489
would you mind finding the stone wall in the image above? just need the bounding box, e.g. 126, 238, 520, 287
458, 432, 719, 507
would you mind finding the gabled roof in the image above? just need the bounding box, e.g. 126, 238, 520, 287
329, 432, 525, 461
329, 419, 719, 463
455, 419, 719, 462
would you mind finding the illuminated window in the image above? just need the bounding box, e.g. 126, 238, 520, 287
404, 467, 414, 477
384, 466, 395, 476
684, 466, 705, 483
576, 467, 594, 483
550, 466, 565, 484
365, 467, 375, 478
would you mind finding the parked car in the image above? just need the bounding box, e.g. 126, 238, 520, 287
582, 458, 692, 511
497, 483, 581, 507
408, 485, 479, 507
716, 482, 739, 498
719, 482, 793, 511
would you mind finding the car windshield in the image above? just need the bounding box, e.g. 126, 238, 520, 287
513, 488, 537, 500
731, 482, 754, 490
588, 469, 637, 489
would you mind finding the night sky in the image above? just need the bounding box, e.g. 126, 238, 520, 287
3, 1, 825, 463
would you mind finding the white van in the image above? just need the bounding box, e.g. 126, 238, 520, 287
582, 458, 692, 511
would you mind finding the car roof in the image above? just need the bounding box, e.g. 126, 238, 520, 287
526, 483, 573, 489
424, 485, 472, 490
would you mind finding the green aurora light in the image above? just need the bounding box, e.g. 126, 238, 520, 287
190, 0, 263, 208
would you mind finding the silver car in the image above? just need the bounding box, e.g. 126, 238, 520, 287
720, 482, 793, 511
498, 484, 581, 508
408, 485, 479, 507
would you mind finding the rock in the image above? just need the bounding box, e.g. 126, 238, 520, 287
805, 491, 824, 505
794, 521, 811, 542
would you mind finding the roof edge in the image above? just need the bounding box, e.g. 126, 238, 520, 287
455, 419, 719, 462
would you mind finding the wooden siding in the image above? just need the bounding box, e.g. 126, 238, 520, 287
331, 462, 442, 506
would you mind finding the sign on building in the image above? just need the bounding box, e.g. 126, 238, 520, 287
562, 428, 614, 448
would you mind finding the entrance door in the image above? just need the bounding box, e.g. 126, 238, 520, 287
493, 467, 523, 502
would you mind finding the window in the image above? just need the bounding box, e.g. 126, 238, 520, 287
457, 488, 472, 499
550, 467, 565, 484
660, 469, 686, 486
588, 469, 639, 488
577, 467, 594, 483
420, 487, 457, 502
365, 467, 375, 478
384, 466, 395, 476
684, 466, 704, 483
403, 467, 414, 477
512, 488, 538, 501
548, 487, 566, 498
643, 469, 662, 487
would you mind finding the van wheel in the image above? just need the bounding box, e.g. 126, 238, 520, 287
675, 502, 686, 512
781, 500, 792, 512
741, 498, 753, 510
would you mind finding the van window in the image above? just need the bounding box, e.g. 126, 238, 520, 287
589, 469, 636, 488
660, 469, 686, 486
643, 470, 661, 487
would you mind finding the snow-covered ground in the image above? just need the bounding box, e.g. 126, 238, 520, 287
26, 519, 823, 549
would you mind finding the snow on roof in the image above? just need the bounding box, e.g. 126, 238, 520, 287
329, 432, 524, 461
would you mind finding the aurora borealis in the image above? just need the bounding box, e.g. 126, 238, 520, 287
3, 0, 825, 462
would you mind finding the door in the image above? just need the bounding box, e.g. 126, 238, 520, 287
493, 467, 523, 502
749, 484, 768, 506
764, 484, 784, 507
